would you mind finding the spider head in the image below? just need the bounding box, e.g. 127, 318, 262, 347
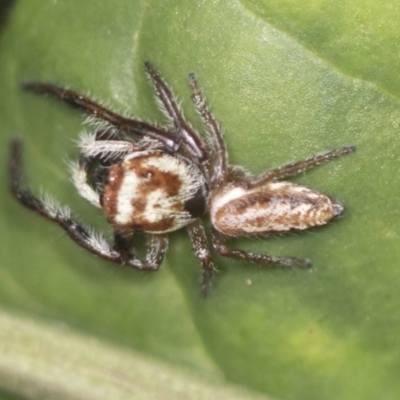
100, 150, 208, 233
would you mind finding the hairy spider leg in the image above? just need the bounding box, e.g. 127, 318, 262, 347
21, 82, 180, 152
212, 229, 311, 268
70, 131, 137, 209
77, 131, 145, 161
144, 62, 208, 163
69, 157, 102, 208
248, 145, 356, 187
188, 73, 228, 186
9, 137, 168, 271
186, 219, 217, 297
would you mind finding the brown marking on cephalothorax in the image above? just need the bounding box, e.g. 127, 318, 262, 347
127, 216, 176, 233
124, 153, 183, 197
101, 164, 124, 222
101, 151, 207, 233
130, 197, 146, 214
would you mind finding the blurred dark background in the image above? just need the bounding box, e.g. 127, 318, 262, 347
0, 0, 14, 30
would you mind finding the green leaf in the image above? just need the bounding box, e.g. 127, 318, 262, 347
0, 310, 269, 400
1, 1, 399, 399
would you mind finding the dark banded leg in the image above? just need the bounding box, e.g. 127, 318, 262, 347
188, 73, 228, 185
249, 146, 356, 187
21, 82, 180, 152
144, 62, 208, 163
187, 220, 216, 297
212, 229, 311, 268
9, 137, 167, 271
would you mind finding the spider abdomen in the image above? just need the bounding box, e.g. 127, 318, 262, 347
101, 150, 208, 233
210, 181, 343, 236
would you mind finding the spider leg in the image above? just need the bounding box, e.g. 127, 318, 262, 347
249, 145, 356, 187
212, 229, 311, 268
9, 137, 167, 271
188, 73, 228, 185
9, 139, 120, 263
186, 220, 217, 297
69, 157, 102, 208
144, 62, 208, 163
21, 82, 180, 152
77, 131, 141, 160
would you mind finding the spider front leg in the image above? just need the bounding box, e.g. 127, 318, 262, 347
188, 73, 228, 186
144, 62, 208, 163
187, 220, 217, 297
9, 137, 167, 271
212, 229, 311, 268
71, 131, 158, 208
21, 82, 180, 152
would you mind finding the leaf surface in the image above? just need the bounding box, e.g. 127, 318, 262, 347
1, 1, 399, 399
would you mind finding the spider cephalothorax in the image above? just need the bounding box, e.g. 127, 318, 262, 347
9, 62, 355, 296
100, 149, 208, 232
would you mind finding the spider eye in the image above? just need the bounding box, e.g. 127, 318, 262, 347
141, 170, 153, 180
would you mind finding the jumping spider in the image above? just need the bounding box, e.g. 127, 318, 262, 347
9, 62, 355, 296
